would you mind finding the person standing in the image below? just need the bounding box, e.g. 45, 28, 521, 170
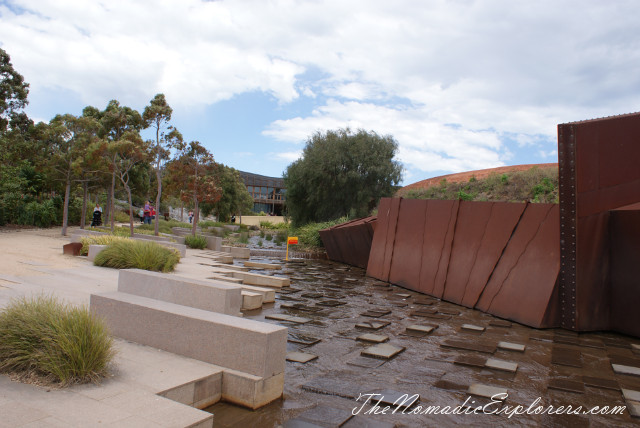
91, 203, 102, 227
143, 201, 152, 225
188, 210, 193, 223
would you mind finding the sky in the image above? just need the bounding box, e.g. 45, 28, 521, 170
1, 0, 639, 185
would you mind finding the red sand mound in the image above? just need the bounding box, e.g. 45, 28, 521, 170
400, 163, 558, 194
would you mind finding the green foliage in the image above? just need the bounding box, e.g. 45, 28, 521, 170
265, 233, 273, 241
403, 166, 558, 204
284, 128, 403, 226
93, 240, 180, 272
0, 295, 114, 385
291, 216, 349, 248
202, 165, 253, 221
257, 239, 263, 247
18, 199, 57, 227
79, 235, 129, 256
274, 230, 288, 245
259, 229, 265, 238
237, 232, 249, 244
259, 220, 289, 230
0, 48, 30, 131
184, 234, 207, 249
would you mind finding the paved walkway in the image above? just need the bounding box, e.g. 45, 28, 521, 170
0, 231, 222, 428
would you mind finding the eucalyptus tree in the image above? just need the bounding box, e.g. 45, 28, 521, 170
143, 94, 182, 235
94, 100, 143, 231
47, 114, 100, 235
166, 141, 221, 235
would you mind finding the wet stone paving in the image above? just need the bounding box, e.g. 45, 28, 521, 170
206, 258, 640, 427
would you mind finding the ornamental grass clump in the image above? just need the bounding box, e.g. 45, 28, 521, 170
0, 296, 114, 386
184, 234, 207, 249
93, 240, 180, 272
79, 235, 129, 256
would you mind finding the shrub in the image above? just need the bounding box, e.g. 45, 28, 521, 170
291, 216, 349, 248
274, 230, 288, 245
238, 232, 249, 244
185, 234, 207, 249
94, 240, 180, 272
265, 234, 273, 241
0, 295, 114, 386
114, 210, 131, 223
79, 235, 129, 256
259, 221, 289, 230
18, 199, 57, 228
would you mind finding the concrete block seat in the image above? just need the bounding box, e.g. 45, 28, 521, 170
90, 292, 286, 408
221, 245, 251, 259
118, 269, 242, 316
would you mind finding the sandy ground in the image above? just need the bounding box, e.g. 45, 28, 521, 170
0, 227, 82, 278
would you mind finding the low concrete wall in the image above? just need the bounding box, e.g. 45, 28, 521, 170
118, 269, 242, 316
227, 271, 290, 288
205, 236, 222, 251
90, 292, 287, 379
236, 216, 285, 227
88, 244, 106, 262
221, 246, 251, 259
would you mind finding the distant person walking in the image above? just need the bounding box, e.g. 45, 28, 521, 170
143, 201, 152, 225
188, 210, 193, 223
91, 203, 102, 227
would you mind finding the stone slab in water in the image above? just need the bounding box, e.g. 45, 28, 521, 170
467, 384, 508, 400
485, 358, 518, 373
582, 376, 619, 391
347, 356, 386, 368
286, 351, 318, 363
547, 378, 584, 394
355, 321, 390, 330
612, 364, 640, 377
361, 343, 405, 360
301, 377, 360, 399
357, 333, 389, 343
497, 341, 526, 352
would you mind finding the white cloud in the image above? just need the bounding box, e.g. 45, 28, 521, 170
1, 0, 639, 179
271, 151, 303, 163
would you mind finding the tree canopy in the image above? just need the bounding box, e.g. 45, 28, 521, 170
284, 128, 403, 226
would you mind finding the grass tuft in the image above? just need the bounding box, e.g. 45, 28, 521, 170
184, 234, 207, 249
79, 235, 129, 256
93, 240, 180, 272
0, 295, 114, 386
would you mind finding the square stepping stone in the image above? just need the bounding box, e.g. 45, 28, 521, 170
286, 351, 318, 363
288, 333, 321, 346
461, 324, 485, 332
498, 341, 526, 352
414, 298, 436, 305
361, 343, 405, 360
468, 384, 508, 400
410, 309, 437, 317
355, 321, 390, 330
316, 300, 346, 307
551, 347, 582, 368
357, 333, 389, 343
296, 405, 353, 427
613, 364, 640, 377
395, 293, 411, 298
433, 379, 468, 393
485, 358, 518, 373
548, 378, 584, 394
454, 355, 487, 368
266, 313, 311, 324
423, 313, 452, 320
361, 310, 388, 318
622, 388, 640, 402
406, 325, 435, 336
632, 343, 640, 351
439, 309, 460, 316
582, 376, 619, 391
376, 390, 420, 408
347, 356, 386, 368
301, 378, 360, 399
628, 400, 640, 419
301, 292, 323, 298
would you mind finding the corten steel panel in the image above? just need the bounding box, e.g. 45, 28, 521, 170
442, 201, 495, 305
320, 217, 375, 269
388, 198, 427, 291
558, 112, 640, 331
610, 209, 640, 337
476, 204, 561, 328
431, 199, 460, 298
460, 202, 527, 308
366, 198, 401, 281
418, 200, 460, 296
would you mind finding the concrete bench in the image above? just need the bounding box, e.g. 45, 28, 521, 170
90, 292, 286, 378
118, 269, 242, 316
241, 291, 263, 310
224, 271, 290, 288
90, 292, 286, 408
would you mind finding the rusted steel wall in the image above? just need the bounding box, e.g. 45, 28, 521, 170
557, 112, 640, 331
609, 203, 640, 338
319, 216, 376, 269
366, 198, 560, 328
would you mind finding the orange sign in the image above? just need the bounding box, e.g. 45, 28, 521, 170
287, 237, 299, 245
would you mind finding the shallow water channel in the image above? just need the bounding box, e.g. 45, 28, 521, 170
205, 258, 640, 427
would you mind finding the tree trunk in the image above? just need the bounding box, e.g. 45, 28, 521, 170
154, 166, 161, 236
126, 187, 134, 237
104, 186, 111, 224
61, 178, 71, 236
192, 197, 198, 236
110, 168, 116, 232
180, 199, 184, 222
80, 181, 88, 229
